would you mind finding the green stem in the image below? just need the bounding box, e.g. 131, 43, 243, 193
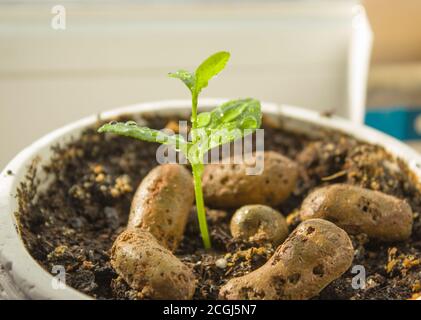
192, 164, 211, 249
190, 92, 211, 249
191, 93, 198, 143
191, 93, 198, 128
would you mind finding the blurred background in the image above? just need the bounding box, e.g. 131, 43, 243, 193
0, 0, 420, 169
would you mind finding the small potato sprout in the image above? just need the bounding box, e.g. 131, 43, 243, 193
300, 184, 413, 241
99, 51, 262, 249
219, 219, 354, 300
230, 205, 289, 246
202, 151, 298, 208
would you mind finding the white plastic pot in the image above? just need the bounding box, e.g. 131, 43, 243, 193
1, 99, 421, 300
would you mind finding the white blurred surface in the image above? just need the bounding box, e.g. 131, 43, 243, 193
0, 1, 372, 170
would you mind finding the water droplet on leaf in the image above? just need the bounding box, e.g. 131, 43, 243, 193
241, 116, 257, 129
220, 104, 247, 123
125, 121, 137, 126
197, 112, 211, 127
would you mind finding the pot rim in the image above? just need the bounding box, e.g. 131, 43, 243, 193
1, 98, 421, 300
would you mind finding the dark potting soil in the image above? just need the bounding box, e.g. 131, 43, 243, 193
16, 114, 421, 300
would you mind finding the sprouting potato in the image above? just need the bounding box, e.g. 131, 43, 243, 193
128, 164, 194, 251
111, 229, 196, 300
300, 184, 413, 241
202, 151, 298, 208
219, 219, 354, 300
230, 205, 289, 246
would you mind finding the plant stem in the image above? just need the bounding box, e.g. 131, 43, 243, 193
191, 93, 198, 144
190, 93, 211, 249
191, 93, 198, 127
192, 164, 211, 249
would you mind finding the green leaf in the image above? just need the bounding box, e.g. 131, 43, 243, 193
168, 69, 195, 93
98, 121, 187, 148
202, 98, 262, 130
194, 98, 262, 152
194, 51, 230, 95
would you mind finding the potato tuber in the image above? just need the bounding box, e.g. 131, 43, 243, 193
202, 151, 298, 208
128, 164, 194, 251
230, 205, 289, 246
111, 229, 196, 300
219, 219, 354, 300
300, 184, 413, 241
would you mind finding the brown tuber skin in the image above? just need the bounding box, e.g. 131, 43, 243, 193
128, 164, 194, 251
202, 151, 298, 208
230, 205, 289, 246
300, 184, 413, 241
110, 164, 196, 299
111, 229, 196, 300
219, 219, 354, 300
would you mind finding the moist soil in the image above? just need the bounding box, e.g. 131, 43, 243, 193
16, 114, 421, 300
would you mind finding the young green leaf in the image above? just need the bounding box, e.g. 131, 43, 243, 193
193, 98, 261, 152
168, 70, 195, 93
200, 98, 261, 130
194, 51, 230, 95
98, 121, 187, 148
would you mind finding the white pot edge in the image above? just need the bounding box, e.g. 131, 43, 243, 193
1, 98, 421, 300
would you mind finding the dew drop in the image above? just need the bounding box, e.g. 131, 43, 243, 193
221, 104, 247, 123
241, 116, 257, 129
125, 120, 138, 126
197, 112, 211, 127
